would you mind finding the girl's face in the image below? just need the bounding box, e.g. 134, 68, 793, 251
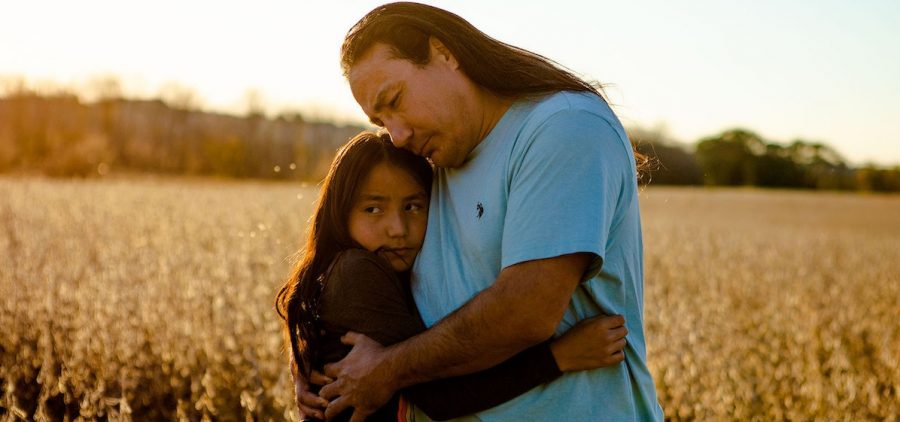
348, 161, 429, 272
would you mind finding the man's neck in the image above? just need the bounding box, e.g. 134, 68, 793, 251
474, 91, 515, 146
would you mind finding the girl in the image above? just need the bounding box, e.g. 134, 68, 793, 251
276, 132, 628, 421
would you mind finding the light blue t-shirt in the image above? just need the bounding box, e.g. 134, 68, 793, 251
410, 91, 664, 421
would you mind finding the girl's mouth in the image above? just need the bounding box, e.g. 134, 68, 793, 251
376, 247, 417, 269
378, 247, 414, 256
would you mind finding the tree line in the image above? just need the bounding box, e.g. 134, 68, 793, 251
0, 86, 897, 192
0, 83, 363, 181
631, 127, 900, 192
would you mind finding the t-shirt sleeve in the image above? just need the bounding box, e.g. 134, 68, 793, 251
501, 108, 632, 279
402, 340, 562, 421
321, 250, 425, 346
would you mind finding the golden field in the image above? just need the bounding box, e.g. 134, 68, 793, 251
1, 177, 898, 421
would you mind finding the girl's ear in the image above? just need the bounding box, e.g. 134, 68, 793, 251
428, 36, 459, 70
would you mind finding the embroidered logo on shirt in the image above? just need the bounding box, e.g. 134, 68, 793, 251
476, 202, 484, 219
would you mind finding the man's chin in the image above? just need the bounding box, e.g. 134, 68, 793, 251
426, 153, 455, 168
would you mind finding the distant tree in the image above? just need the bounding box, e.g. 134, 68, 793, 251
695, 129, 765, 186
85, 75, 123, 102
779, 140, 857, 190
276, 110, 305, 124
154, 86, 208, 174
0, 75, 28, 97
755, 144, 806, 187
202, 134, 247, 177
242, 89, 266, 119
856, 165, 900, 192
629, 126, 702, 185
158, 82, 201, 111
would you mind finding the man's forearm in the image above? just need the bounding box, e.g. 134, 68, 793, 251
383, 253, 591, 389
384, 281, 542, 388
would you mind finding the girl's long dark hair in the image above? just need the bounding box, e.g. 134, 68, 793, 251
275, 131, 432, 378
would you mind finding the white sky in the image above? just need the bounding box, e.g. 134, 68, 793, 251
2, 0, 899, 165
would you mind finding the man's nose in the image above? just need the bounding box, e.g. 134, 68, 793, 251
385, 118, 412, 149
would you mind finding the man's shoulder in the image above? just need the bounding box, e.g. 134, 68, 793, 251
528, 91, 610, 119
501, 90, 633, 183
512, 91, 617, 139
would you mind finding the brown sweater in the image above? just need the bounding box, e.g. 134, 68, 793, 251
315, 248, 562, 421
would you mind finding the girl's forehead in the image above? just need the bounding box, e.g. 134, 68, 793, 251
357, 162, 427, 196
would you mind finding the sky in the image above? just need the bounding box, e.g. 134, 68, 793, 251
2, 0, 899, 165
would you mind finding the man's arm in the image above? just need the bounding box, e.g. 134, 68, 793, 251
320, 252, 592, 421
393, 252, 593, 381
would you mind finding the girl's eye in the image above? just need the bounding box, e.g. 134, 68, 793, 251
364, 206, 383, 214
405, 202, 425, 212
389, 92, 401, 108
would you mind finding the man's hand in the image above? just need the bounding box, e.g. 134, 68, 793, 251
550, 314, 628, 371
319, 332, 397, 422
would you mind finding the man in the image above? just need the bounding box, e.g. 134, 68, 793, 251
298, 3, 664, 421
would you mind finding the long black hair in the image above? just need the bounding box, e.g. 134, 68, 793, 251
340, 2, 650, 177
275, 131, 432, 377
341, 2, 604, 100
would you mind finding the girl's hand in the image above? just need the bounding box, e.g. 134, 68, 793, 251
290, 355, 331, 420
550, 314, 628, 371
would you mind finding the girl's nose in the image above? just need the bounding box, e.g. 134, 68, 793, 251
385, 212, 408, 237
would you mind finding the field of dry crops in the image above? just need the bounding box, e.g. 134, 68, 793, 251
1, 176, 898, 421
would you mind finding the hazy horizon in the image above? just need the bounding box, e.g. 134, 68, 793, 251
3, 0, 898, 165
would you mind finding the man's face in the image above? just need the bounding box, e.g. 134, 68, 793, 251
348, 42, 482, 168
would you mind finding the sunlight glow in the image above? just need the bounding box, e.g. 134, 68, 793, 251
2, 0, 898, 164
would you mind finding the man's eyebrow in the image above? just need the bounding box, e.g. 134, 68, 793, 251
367, 88, 389, 126
368, 83, 401, 125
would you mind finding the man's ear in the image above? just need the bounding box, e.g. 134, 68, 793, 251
428, 36, 459, 69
